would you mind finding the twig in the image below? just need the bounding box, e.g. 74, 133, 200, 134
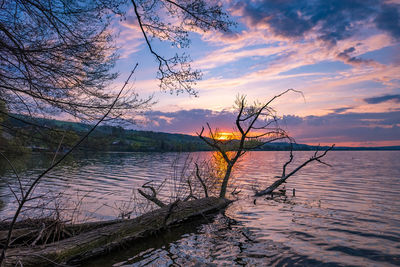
194, 163, 208, 197
51, 132, 65, 166
138, 181, 166, 208
0, 151, 23, 197
31, 223, 45, 246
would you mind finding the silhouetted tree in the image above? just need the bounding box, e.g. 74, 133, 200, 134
0, 0, 135, 120
198, 91, 333, 198
0, 0, 232, 123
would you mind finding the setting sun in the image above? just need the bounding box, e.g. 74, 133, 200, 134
215, 132, 235, 141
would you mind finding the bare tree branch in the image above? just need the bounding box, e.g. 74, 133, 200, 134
255, 144, 335, 196
130, 0, 233, 95
195, 163, 208, 198
137, 181, 166, 208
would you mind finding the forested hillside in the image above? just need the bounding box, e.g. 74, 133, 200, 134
0, 114, 209, 153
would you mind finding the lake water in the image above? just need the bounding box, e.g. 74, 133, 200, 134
1, 151, 400, 266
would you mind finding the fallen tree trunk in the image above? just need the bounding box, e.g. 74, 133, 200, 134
3, 197, 231, 266
0, 219, 124, 248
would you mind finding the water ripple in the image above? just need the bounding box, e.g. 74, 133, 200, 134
1, 151, 400, 266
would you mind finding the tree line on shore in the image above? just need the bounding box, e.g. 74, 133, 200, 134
0, 113, 210, 154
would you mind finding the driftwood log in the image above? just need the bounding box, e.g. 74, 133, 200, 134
3, 197, 231, 266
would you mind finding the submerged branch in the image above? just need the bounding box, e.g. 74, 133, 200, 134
255, 145, 335, 196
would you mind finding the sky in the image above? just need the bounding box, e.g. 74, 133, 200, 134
112, 0, 400, 147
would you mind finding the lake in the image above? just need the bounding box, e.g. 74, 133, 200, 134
1, 151, 400, 266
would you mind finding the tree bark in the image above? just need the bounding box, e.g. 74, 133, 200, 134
219, 164, 233, 198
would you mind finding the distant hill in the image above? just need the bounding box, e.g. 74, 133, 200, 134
6, 114, 210, 152
4, 114, 400, 152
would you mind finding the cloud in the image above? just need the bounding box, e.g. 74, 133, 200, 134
330, 107, 354, 113
194, 44, 290, 69
233, 0, 400, 44
337, 47, 376, 66
138, 109, 237, 133
364, 94, 400, 104
375, 4, 400, 39
281, 110, 400, 145
113, 0, 400, 135
286, 111, 400, 145
135, 108, 400, 146
114, 14, 145, 58
190, 4, 396, 95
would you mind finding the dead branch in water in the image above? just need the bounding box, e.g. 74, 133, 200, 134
255, 144, 335, 196
136, 154, 219, 209
137, 181, 167, 208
